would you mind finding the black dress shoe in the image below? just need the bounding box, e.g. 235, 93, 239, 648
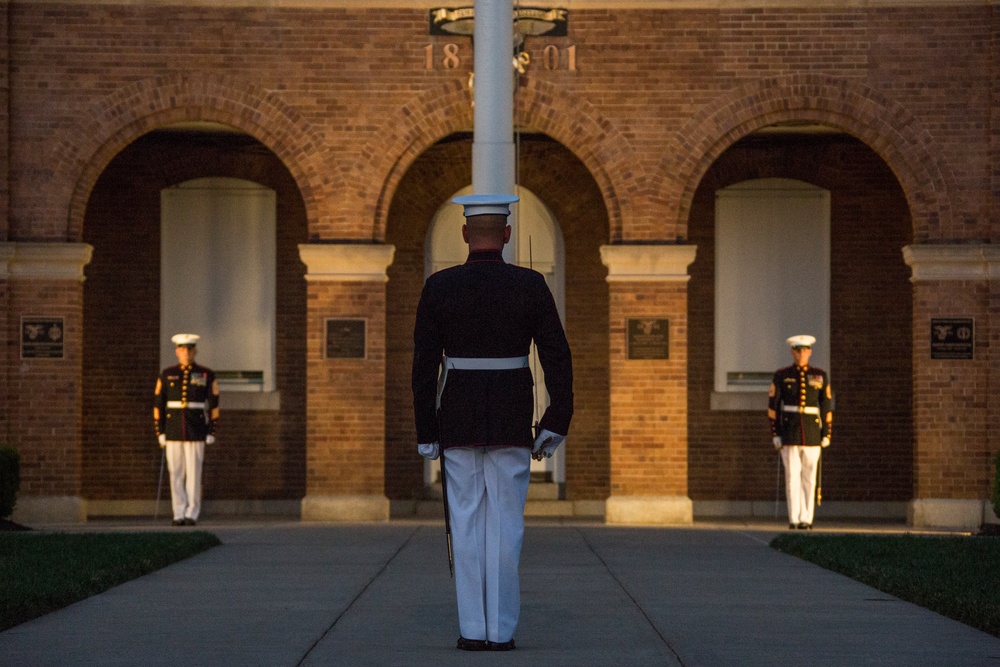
456, 637, 488, 651
487, 639, 516, 651
789, 523, 797, 530
183, 518, 197, 526
798, 522, 812, 530
171, 519, 184, 527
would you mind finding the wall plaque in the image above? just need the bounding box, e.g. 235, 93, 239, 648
325, 319, 366, 359
21, 317, 65, 359
627, 318, 669, 360
930, 318, 974, 360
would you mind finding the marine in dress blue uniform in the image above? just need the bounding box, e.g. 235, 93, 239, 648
154, 334, 220, 526
412, 194, 573, 651
768, 335, 832, 529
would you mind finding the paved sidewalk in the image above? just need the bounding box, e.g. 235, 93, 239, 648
2, 519, 999, 666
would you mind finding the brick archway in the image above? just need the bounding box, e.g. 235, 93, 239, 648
659, 73, 958, 243
56, 73, 330, 240
350, 78, 640, 242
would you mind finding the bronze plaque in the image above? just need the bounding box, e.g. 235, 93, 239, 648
21, 317, 65, 359
930, 318, 974, 360
627, 318, 669, 360
325, 319, 366, 359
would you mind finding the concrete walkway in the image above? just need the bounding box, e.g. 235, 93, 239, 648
2, 519, 999, 666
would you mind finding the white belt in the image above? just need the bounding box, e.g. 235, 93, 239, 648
782, 405, 820, 416
443, 356, 529, 371
166, 401, 206, 409
437, 355, 530, 409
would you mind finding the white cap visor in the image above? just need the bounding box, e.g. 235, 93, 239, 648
453, 193, 519, 217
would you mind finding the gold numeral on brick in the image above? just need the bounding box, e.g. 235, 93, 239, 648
542, 45, 576, 72
442, 43, 461, 69
424, 44, 574, 72
542, 45, 559, 70
424, 43, 464, 70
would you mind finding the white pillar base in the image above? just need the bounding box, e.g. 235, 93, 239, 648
11, 495, 86, 524
908, 499, 988, 531
301, 494, 390, 522
605, 495, 693, 525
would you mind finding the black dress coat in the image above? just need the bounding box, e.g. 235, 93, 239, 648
412, 250, 573, 449
154, 362, 220, 442
768, 364, 832, 446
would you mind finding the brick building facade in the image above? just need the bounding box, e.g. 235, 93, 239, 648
1, 0, 997, 529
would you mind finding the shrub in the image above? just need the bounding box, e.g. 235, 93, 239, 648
0, 447, 21, 518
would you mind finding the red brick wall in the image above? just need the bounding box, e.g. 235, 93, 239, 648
5, 4, 986, 244
305, 280, 386, 496
82, 131, 308, 502
913, 281, 991, 500
609, 283, 689, 497
385, 134, 610, 501
2, 2, 996, 507
0, 7, 8, 241
687, 134, 914, 503
0, 281, 8, 448
6, 279, 84, 496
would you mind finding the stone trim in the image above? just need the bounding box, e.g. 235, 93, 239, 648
908, 498, 991, 531
605, 495, 693, 525
0, 242, 94, 281
902, 244, 1000, 282
694, 500, 909, 520
86, 498, 301, 518
600, 244, 697, 282
301, 494, 390, 522
12, 495, 87, 524
298, 243, 396, 282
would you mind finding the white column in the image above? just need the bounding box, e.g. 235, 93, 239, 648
471, 0, 515, 197
903, 243, 1000, 530
2, 242, 93, 524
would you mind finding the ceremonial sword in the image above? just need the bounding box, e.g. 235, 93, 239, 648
154, 446, 165, 522
816, 448, 823, 506
435, 396, 454, 578
438, 446, 455, 578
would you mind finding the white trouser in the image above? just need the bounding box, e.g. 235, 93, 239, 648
781, 445, 821, 525
164, 440, 205, 521
443, 446, 531, 644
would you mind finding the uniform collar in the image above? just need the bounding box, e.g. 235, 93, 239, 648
466, 249, 505, 263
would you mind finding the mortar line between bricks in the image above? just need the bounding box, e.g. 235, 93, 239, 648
294, 524, 422, 667
576, 527, 688, 667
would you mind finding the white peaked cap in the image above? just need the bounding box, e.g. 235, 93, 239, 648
453, 193, 519, 217
171, 333, 200, 347
786, 334, 816, 348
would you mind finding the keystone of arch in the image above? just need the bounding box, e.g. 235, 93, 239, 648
55, 73, 330, 240
660, 73, 957, 243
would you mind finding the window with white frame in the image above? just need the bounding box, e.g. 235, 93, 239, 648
714, 178, 830, 396
160, 177, 277, 392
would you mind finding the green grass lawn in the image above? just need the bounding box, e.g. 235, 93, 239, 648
771, 533, 1000, 638
0, 531, 220, 631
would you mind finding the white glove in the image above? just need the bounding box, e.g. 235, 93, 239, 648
206, 435, 216, 445
418, 443, 440, 460
532, 429, 566, 460
821, 437, 830, 448
158, 434, 166, 447
772, 436, 782, 450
